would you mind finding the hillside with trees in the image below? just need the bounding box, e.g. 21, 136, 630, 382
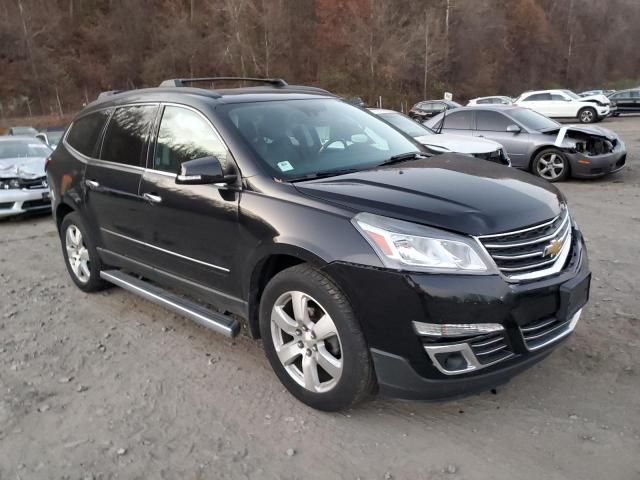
1, 0, 639, 117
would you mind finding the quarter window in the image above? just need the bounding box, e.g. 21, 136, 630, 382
66, 110, 111, 157
100, 105, 157, 167
476, 111, 512, 131
153, 106, 229, 174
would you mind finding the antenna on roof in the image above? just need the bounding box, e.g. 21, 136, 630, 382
160, 77, 289, 88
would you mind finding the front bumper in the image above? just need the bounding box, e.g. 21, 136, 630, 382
0, 188, 51, 218
567, 140, 626, 178
326, 230, 590, 401
596, 106, 610, 117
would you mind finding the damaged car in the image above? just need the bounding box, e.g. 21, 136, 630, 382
370, 108, 510, 166
0, 136, 52, 218
425, 106, 626, 182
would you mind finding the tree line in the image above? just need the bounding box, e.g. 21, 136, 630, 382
1, 0, 639, 118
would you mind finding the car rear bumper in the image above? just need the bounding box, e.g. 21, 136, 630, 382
0, 188, 51, 218
325, 229, 590, 401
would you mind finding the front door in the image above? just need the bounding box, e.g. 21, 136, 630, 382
473, 110, 530, 168
84, 104, 158, 256
137, 105, 240, 295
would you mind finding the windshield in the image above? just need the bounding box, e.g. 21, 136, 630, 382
0, 140, 52, 160
378, 112, 434, 137
10, 127, 38, 136
509, 108, 559, 131
222, 99, 419, 180
562, 90, 581, 100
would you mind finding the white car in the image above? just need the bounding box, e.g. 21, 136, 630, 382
370, 109, 510, 166
514, 89, 610, 124
0, 136, 52, 218
467, 96, 513, 106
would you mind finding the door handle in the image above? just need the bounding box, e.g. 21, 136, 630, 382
143, 193, 162, 204
85, 179, 99, 189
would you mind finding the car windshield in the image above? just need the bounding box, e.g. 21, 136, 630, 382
378, 112, 434, 137
562, 90, 581, 100
508, 108, 559, 132
11, 127, 38, 136
0, 140, 52, 160
222, 99, 419, 180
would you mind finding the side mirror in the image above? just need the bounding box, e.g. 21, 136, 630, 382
506, 124, 521, 133
35, 133, 47, 144
175, 156, 237, 185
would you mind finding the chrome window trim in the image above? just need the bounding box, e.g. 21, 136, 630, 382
101, 228, 230, 273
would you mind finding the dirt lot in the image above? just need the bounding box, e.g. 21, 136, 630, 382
1, 117, 639, 480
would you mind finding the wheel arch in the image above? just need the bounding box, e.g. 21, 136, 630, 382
245, 245, 329, 339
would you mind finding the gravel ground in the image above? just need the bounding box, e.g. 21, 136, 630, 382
1, 116, 639, 480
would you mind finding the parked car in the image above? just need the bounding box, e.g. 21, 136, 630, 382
0, 136, 52, 218
47, 77, 590, 411
607, 88, 640, 115
467, 96, 512, 106
408, 99, 461, 121
7, 126, 39, 136
370, 108, 510, 165
424, 105, 626, 181
36, 127, 66, 149
514, 89, 611, 123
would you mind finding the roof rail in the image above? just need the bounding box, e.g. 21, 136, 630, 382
159, 77, 289, 88
97, 90, 123, 99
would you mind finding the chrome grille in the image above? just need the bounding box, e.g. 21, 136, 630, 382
468, 332, 513, 365
478, 209, 572, 281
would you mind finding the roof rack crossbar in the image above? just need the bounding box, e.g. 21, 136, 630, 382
159, 77, 289, 88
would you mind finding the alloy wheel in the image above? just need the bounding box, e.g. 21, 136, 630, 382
536, 152, 565, 180
270, 291, 343, 393
65, 225, 91, 283
580, 109, 594, 123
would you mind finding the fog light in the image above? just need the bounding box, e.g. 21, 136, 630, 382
413, 321, 504, 338
436, 352, 468, 371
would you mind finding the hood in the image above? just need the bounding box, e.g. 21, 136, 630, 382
0, 157, 46, 179
414, 133, 502, 154
295, 154, 563, 236
543, 124, 619, 145
579, 94, 610, 105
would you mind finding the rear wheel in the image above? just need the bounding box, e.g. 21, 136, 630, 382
60, 212, 107, 292
259, 264, 375, 411
532, 148, 570, 182
578, 107, 597, 124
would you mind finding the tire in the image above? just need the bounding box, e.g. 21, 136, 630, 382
532, 148, 570, 182
259, 264, 376, 411
60, 212, 108, 292
578, 107, 597, 124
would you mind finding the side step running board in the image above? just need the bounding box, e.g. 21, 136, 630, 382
100, 270, 240, 337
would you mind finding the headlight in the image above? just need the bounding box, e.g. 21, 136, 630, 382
351, 212, 496, 274
0, 179, 21, 190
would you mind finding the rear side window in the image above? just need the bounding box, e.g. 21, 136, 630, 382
100, 105, 157, 167
476, 111, 511, 131
66, 110, 110, 157
522, 93, 551, 102
442, 110, 473, 130
153, 106, 229, 174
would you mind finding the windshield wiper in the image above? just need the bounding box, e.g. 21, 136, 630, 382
288, 167, 361, 182
376, 151, 424, 167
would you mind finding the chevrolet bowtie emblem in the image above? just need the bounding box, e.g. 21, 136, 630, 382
543, 238, 563, 258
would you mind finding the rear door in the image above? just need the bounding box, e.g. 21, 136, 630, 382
84, 104, 158, 257
473, 110, 530, 168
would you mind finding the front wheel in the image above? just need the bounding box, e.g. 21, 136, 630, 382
532, 148, 570, 182
259, 264, 376, 411
578, 107, 597, 123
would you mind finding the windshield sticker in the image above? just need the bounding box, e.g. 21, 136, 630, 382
277, 161, 294, 172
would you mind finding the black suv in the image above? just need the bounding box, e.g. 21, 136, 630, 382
47, 77, 590, 411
